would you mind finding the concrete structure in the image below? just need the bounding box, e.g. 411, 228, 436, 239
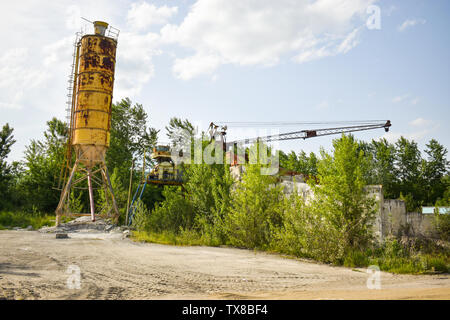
279, 180, 442, 242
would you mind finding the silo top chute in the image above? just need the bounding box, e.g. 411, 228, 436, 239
93, 21, 108, 36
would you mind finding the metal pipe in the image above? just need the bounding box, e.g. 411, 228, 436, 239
87, 169, 95, 222
141, 149, 146, 182
126, 159, 135, 226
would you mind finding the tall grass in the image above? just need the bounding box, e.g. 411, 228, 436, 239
342, 238, 450, 274
132, 229, 204, 246
0, 211, 56, 230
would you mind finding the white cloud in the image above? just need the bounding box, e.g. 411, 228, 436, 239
0, 48, 50, 110
409, 118, 432, 127
127, 2, 178, 31
115, 31, 162, 97
392, 94, 409, 103
172, 53, 221, 80
379, 131, 402, 143
392, 94, 420, 105
380, 118, 438, 143
316, 100, 330, 110
0, 0, 129, 113
386, 5, 397, 16
337, 28, 361, 54
161, 0, 376, 79
398, 18, 426, 32
380, 130, 428, 143
410, 97, 419, 105
66, 5, 82, 30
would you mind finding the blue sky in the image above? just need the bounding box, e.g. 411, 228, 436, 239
0, 0, 449, 162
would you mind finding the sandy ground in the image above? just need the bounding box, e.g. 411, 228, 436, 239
0, 229, 449, 300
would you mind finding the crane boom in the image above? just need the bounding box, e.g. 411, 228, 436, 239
225, 120, 391, 147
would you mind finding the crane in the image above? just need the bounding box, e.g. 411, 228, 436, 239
208, 120, 391, 149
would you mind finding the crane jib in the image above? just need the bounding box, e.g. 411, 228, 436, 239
223, 120, 391, 147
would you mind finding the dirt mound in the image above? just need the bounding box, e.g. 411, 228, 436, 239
39, 216, 127, 235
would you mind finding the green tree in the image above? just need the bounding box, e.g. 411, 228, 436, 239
278, 151, 288, 169
274, 190, 347, 263
371, 138, 398, 199
423, 139, 449, 205
21, 118, 68, 213
226, 161, 284, 249
98, 167, 128, 219
394, 137, 423, 211
165, 117, 195, 148
297, 150, 319, 177
148, 186, 194, 233
435, 176, 450, 206
310, 134, 377, 252
285, 151, 299, 172
107, 98, 158, 186
184, 158, 234, 244
0, 123, 16, 210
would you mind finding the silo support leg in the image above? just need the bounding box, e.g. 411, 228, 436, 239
102, 164, 120, 223
87, 169, 95, 222
55, 161, 78, 226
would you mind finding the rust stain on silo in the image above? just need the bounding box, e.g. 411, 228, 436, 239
72, 33, 117, 155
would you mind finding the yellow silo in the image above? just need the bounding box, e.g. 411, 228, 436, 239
73, 21, 117, 168
56, 21, 120, 226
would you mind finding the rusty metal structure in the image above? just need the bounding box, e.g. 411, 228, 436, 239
55, 21, 120, 226
126, 145, 183, 225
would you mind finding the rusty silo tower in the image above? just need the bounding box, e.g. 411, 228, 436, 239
56, 21, 120, 226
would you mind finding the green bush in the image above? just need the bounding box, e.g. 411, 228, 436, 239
0, 211, 56, 229
130, 199, 150, 231
225, 164, 284, 249
147, 187, 194, 233
434, 213, 450, 241
343, 250, 370, 268
272, 192, 347, 263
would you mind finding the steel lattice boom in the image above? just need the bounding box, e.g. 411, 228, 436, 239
222, 120, 391, 148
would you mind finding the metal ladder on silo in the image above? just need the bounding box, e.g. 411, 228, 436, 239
57, 31, 83, 190
65, 31, 82, 129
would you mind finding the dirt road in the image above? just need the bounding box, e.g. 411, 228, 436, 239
0, 230, 449, 300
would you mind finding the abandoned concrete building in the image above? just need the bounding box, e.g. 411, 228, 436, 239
276, 174, 445, 242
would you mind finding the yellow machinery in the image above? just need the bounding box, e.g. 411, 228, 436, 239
127, 145, 183, 225
148, 145, 183, 185
55, 21, 120, 226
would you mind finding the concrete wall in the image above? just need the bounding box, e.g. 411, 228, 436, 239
278, 179, 440, 241
405, 212, 439, 238
278, 178, 313, 201
382, 199, 407, 237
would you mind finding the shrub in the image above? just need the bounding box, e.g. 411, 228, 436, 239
130, 199, 150, 231
434, 213, 450, 241
225, 164, 284, 249
0, 211, 56, 229
147, 187, 194, 233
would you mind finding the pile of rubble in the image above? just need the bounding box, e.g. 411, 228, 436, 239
39, 216, 130, 239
